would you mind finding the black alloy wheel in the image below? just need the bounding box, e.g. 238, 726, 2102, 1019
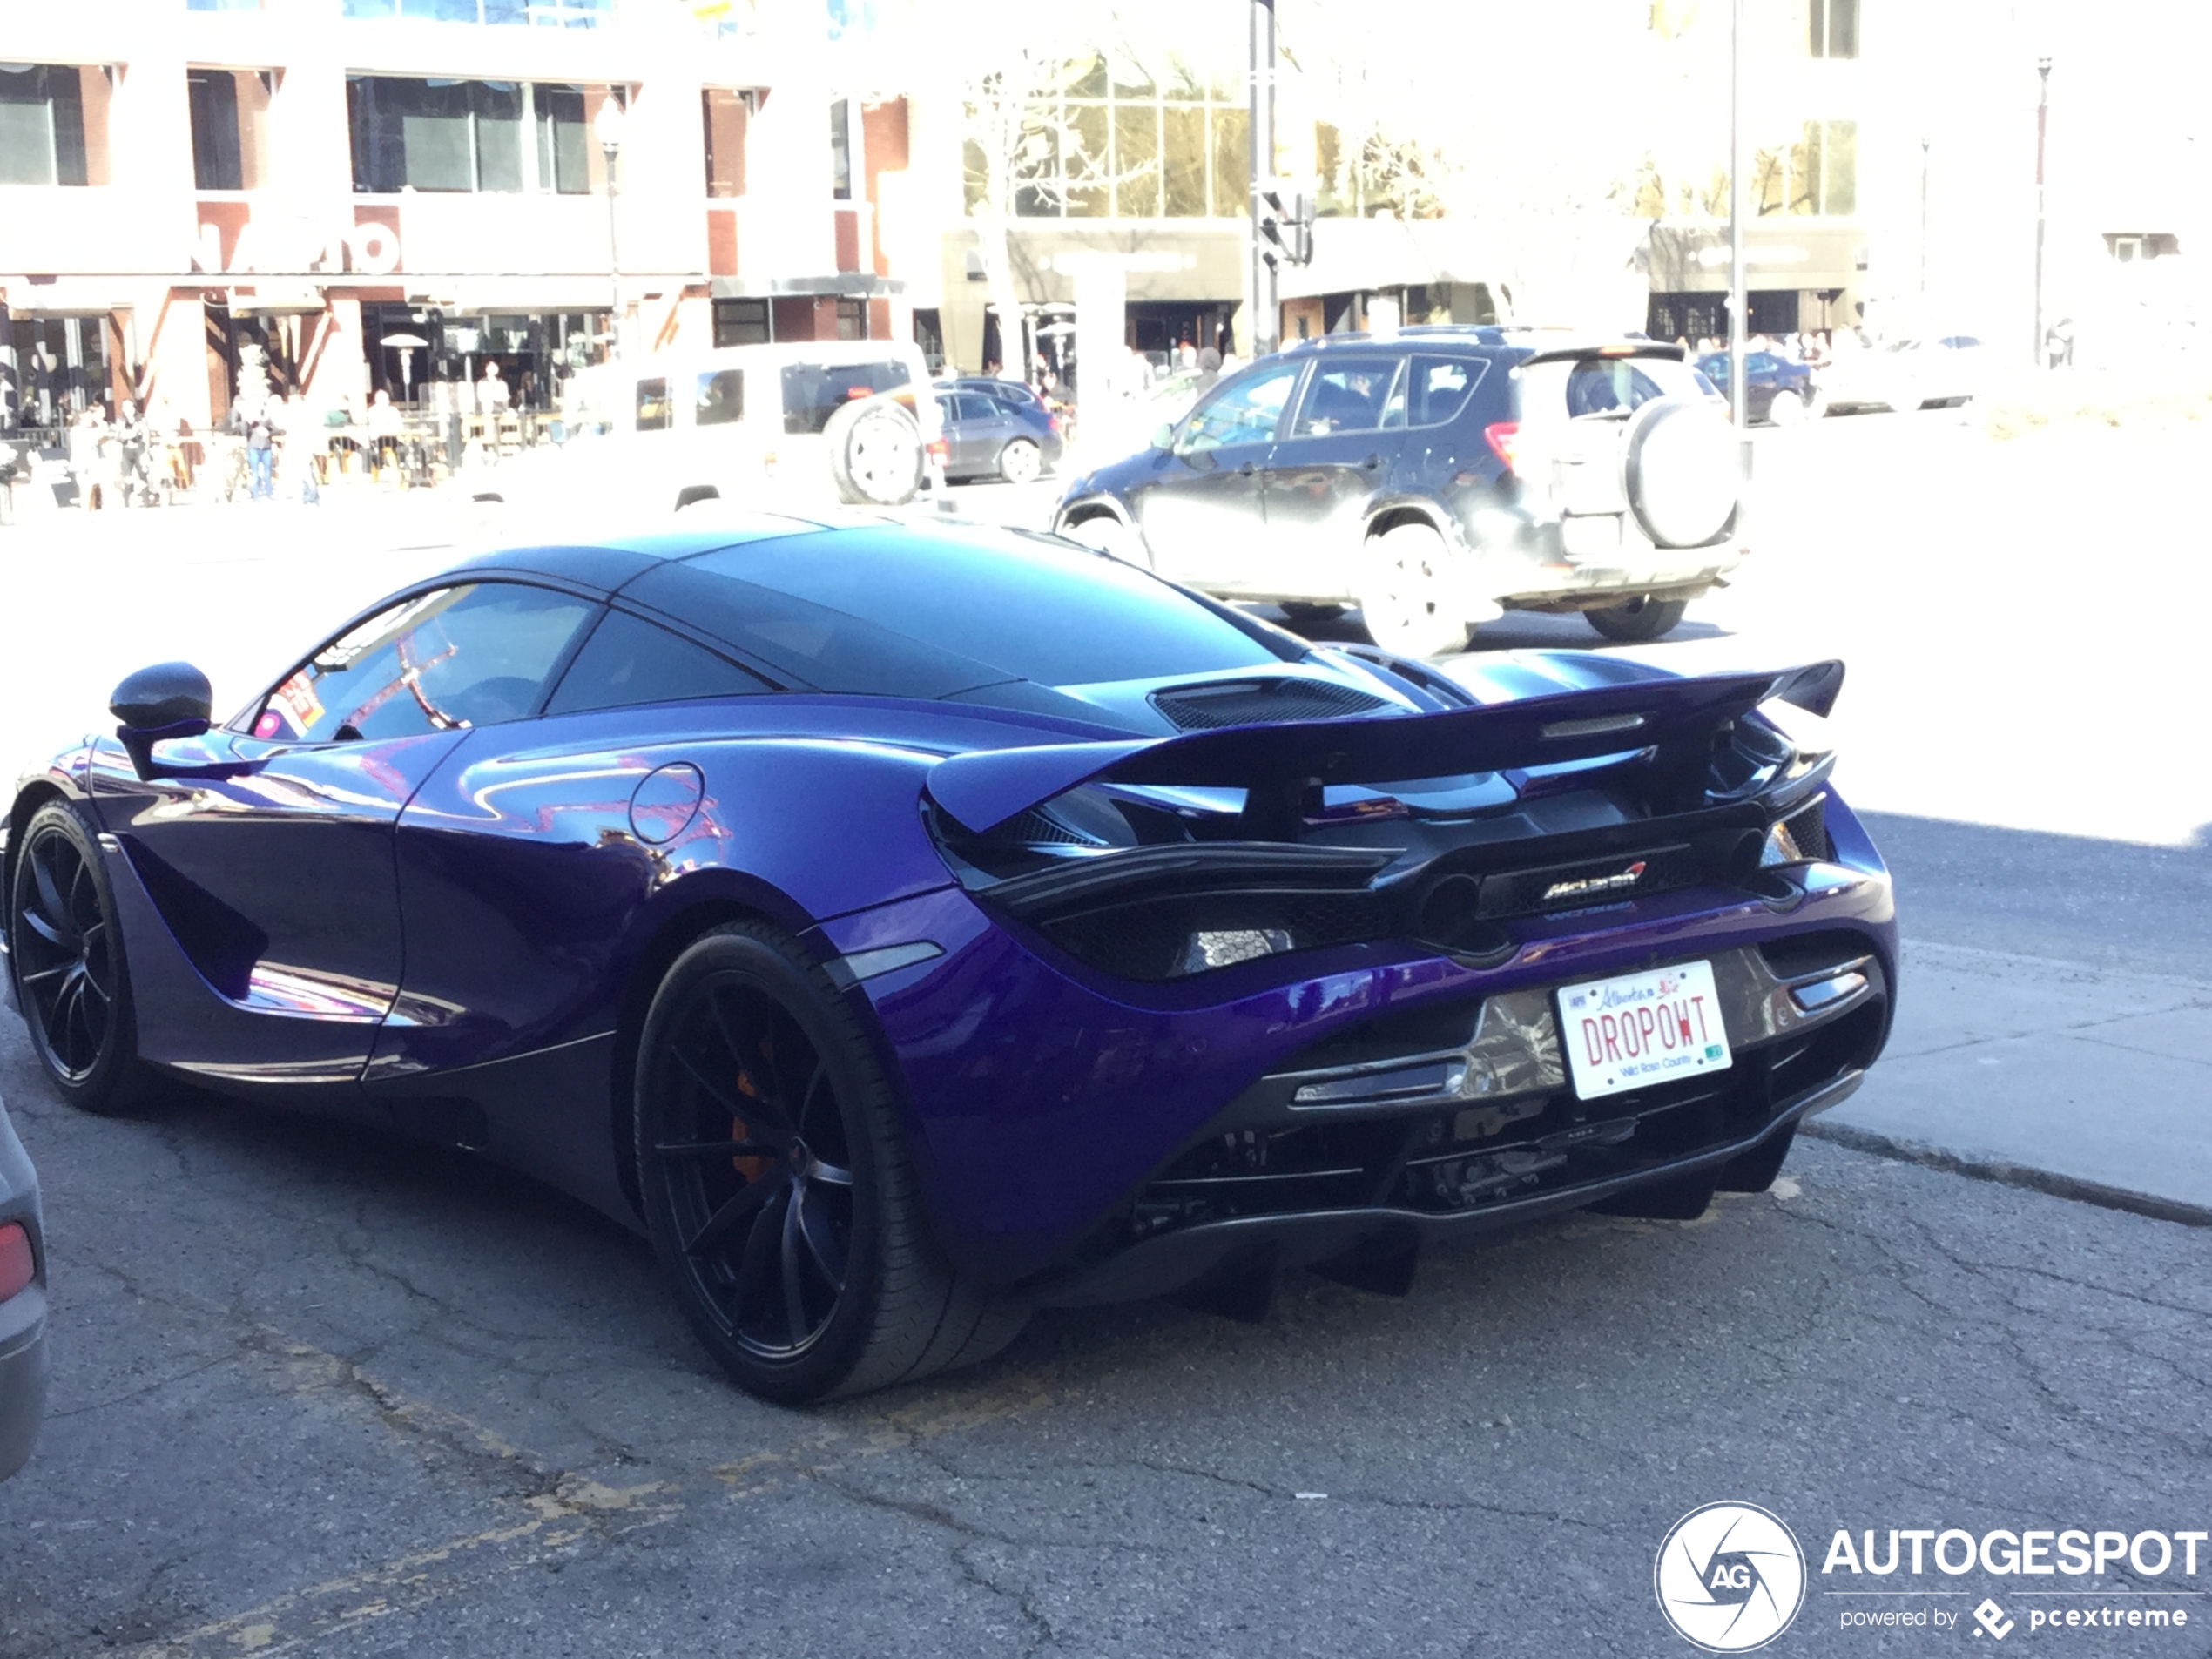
634, 921, 1028, 1403
9, 802, 152, 1113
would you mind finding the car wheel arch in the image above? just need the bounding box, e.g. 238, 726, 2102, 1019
1363, 501, 1455, 547
3, 781, 75, 933
604, 874, 824, 1219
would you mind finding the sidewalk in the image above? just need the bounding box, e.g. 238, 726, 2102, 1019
1809, 937, 2212, 1226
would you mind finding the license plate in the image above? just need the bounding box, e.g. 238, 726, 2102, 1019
1556, 960, 1732, 1101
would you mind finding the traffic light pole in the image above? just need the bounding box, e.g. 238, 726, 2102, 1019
1249, 0, 1278, 357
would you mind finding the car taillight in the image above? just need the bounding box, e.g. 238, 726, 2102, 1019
1047, 412, 1061, 435
0, 1222, 31, 1301
927, 437, 950, 468
1483, 421, 1520, 470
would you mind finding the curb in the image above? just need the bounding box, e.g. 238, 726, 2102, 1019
1801, 1119, 2212, 1231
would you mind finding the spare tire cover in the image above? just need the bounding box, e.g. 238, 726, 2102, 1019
1623, 397, 1738, 548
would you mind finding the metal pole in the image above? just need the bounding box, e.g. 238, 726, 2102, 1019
1727, 0, 1746, 435
1249, 0, 1279, 357
2033, 57, 2051, 368
603, 140, 621, 361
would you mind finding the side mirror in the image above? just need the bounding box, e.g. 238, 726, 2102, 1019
1150, 421, 1176, 451
111, 662, 215, 780
111, 662, 213, 732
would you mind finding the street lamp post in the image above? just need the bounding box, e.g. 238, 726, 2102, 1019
1248, 0, 1279, 358
595, 96, 626, 363
2033, 57, 2052, 368
1727, 0, 1747, 437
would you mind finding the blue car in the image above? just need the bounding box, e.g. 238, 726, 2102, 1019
2, 515, 1894, 1402
1696, 349, 1817, 424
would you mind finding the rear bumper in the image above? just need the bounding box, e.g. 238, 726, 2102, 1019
0, 1291, 48, 1481
1035, 1067, 1861, 1307
828, 792, 1897, 1290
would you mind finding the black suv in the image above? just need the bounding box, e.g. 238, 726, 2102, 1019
1053, 331, 1745, 657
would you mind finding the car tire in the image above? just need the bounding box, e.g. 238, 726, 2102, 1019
1060, 513, 1149, 568
1768, 388, 1806, 426
1623, 397, 1738, 549
1279, 602, 1346, 624
8, 801, 157, 1116
633, 920, 1026, 1404
997, 438, 1042, 485
1585, 596, 1689, 642
1360, 523, 1471, 659
826, 399, 924, 507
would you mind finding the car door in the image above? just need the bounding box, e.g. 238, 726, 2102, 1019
1125, 358, 1303, 584
88, 581, 599, 1082
1743, 352, 1780, 422
957, 392, 1009, 475
1255, 355, 1408, 600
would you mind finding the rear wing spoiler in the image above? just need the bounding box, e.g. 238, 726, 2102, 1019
926, 662, 1843, 836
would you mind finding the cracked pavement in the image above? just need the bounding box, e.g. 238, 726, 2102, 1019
4, 1025, 2209, 1656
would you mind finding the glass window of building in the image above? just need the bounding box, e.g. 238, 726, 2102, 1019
712, 299, 771, 347
971, 51, 1254, 221
1753, 120, 1856, 217
830, 98, 853, 199
0, 64, 93, 187
1808, 0, 1858, 57
187, 69, 273, 191
348, 77, 599, 193
703, 89, 748, 198
340, 0, 610, 24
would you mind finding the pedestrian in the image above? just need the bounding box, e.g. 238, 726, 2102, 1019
246, 411, 274, 500
174, 412, 203, 493
367, 388, 401, 478
479, 361, 509, 414
67, 406, 106, 510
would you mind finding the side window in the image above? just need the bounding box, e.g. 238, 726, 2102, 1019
1406, 355, 1483, 427
694, 368, 745, 428
957, 393, 1000, 421
543, 609, 771, 716
1564, 361, 1667, 419
636, 376, 672, 432
1177, 362, 1301, 453
252, 585, 596, 744
1288, 359, 1403, 438
1746, 353, 1778, 373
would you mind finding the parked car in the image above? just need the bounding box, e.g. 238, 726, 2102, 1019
948, 375, 1045, 411
1696, 349, 1817, 424
481, 340, 947, 514
932, 387, 1063, 483
1055, 334, 1746, 658
3, 516, 1893, 1404
0, 1086, 47, 1481
1820, 334, 1988, 415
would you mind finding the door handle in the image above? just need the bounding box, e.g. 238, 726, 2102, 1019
1238, 460, 1257, 476
1362, 453, 1383, 469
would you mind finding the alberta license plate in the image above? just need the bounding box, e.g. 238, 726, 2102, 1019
1556, 960, 1732, 1101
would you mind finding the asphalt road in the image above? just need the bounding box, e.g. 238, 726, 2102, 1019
3, 410, 2211, 1656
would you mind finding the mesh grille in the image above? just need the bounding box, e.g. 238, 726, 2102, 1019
998, 808, 1103, 846
1150, 678, 1391, 732
1042, 892, 1382, 981
1776, 795, 1831, 861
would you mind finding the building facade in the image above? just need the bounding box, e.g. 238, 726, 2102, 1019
0, 0, 910, 430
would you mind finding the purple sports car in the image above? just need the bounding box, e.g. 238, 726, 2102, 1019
2, 513, 1894, 1402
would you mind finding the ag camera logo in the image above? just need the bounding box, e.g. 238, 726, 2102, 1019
1656, 1501, 1808, 1651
